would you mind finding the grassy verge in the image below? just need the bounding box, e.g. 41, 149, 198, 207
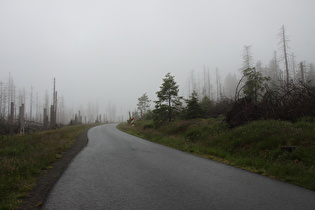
0, 124, 96, 210
117, 118, 315, 191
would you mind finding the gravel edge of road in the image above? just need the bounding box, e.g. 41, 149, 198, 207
20, 128, 90, 210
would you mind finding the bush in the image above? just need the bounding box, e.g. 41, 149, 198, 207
226, 82, 315, 127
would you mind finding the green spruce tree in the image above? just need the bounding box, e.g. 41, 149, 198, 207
242, 67, 270, 104
185, 91, 203, 119
153, 73, 182, 125
199, 96, 214, 118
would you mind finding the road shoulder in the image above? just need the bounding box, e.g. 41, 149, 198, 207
20, 129, 89, 210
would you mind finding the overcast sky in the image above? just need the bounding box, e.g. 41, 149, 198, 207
0, 0, 314, 121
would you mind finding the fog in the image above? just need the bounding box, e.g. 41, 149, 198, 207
1, 0, 314, 122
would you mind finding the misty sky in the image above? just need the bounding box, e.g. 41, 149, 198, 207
1, 0, 314, 120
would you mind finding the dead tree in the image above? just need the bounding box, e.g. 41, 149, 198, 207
19, 103, 25, 135
279, 25, 290, 85
50, 105, 55, 127
50, 78, 57, 127
243, 45, 254, 70
9, 102, 14, 135
43, 108, 49, 128
300, 62, 305, 83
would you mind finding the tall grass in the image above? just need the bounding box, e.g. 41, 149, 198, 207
117, 119, 315, 190
0, 124, 95, 210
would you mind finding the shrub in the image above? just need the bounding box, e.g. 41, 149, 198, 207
226, 82, 315, 127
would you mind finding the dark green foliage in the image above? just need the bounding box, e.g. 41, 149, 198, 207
153, 104, 169, 127
183, 125, 210, 142
199, 96, 214, 118
212, 98, 234, 116
153, 73, 182, 126
185, 91, 203, 119
0, 117, 9, 135
227, 82, 315, 127
242, 67, 270, 104
141, 110, 154, 121
143, 123, 154, 129
199, 96, 233, 118
160, 119, 200, 135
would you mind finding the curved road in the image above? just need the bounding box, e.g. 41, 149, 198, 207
43, 124, 315, 210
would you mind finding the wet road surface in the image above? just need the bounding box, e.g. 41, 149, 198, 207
43, 124, 315, 210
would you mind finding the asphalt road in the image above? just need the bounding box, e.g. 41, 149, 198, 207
43, 124, 315, 210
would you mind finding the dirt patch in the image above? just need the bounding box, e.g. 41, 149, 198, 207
19, 129, 89, 210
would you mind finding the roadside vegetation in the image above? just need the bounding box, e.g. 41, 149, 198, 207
0, 124, 95, 210
118, 118, 315, 191
123, 68, 315, 191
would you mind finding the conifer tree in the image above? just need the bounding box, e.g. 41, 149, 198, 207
242, 67, 270, 104
185, 91, 203, 119
137, 93, 151, 118
153, 73, 182, 124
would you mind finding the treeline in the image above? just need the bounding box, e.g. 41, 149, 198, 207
131, 26, 315, 127
182, 26, 315, 106
132, 72, 233, 126
0, 76, 117, 135
0, 77, 75, 135
133, 70, 314, 128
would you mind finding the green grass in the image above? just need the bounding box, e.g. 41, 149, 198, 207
117, 118, 315, 191
0, 124, 96, 210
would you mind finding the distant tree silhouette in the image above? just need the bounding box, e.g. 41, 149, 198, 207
137, 93, 151, 118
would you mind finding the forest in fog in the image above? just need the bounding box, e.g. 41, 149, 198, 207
1, 1, 315, 135
131, 26, 315, 120
1, 24, 314, 135
183, 46, 315, 103
0, 77, 122, 135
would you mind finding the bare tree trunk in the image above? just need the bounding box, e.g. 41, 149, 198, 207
207, 66, 211, 99
273, 51, 279, 80
216, 68, 221, 101
282, 25, 289, 84
291, 53, 296, 82
19, 103, 25, 135
53, 79, 57, 125
50, 105, 55, 127
8, 73, 11, 121
79, 111, 82, 123
202, 66, 206, 98
243, 45, 253, 69
9, 102, 14, 135
300, 62, 305, 83
50, 78, 57, 127
0, 81, 4, 118
43, 108, 48, 129
30, 86, 33, 121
